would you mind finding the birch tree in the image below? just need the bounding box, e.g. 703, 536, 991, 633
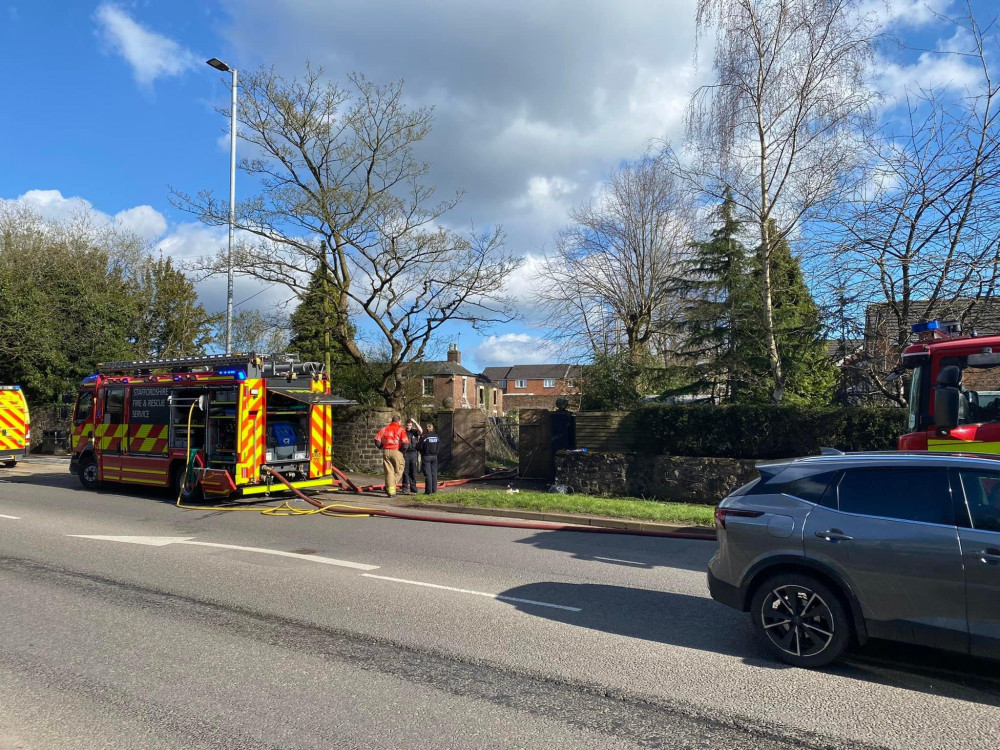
686, 0, 879, 402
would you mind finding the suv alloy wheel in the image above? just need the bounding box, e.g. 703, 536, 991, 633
750, 572, 851, 668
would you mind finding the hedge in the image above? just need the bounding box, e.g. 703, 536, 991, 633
632, 404, 907, 459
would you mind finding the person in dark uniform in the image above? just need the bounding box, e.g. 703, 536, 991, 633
401, 418, 423, 495
418, 422, 439, 494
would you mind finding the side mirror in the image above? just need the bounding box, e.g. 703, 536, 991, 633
61, 393, 75, 404
934, 387, 960, 434
60, 405, 70, 420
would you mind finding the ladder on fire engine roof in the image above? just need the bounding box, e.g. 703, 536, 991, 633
95, 352, 322, 378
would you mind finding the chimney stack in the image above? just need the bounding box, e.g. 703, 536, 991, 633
447, 343, 461, 365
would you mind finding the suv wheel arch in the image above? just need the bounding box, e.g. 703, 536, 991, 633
741, 557, 868, 645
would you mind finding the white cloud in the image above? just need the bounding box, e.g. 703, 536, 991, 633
154, 222, 296, 316
475, 333, 565, 368
877, 26, 984, 101
94, 3, 199, 86
5, 189, 168, 240
872, 0, 954, 29
113, 205, 168, 240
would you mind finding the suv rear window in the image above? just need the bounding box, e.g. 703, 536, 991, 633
749, 468, 838, 507
837, 467, 952, 525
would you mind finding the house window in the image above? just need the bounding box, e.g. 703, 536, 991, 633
515, 379, 526, 388
478, 386, 485, 405
543, 379, 555, 388
462, 376, 467, 397
422, 377, 434, 397
498, 380, 506, 389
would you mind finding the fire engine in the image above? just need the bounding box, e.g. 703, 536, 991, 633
899, 320, 1000, 452
69, 353, 348, 498
0, 385, 30, 467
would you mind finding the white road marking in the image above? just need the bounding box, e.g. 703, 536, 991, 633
69, 535, 194, 546
181, 541, 379, 570
592, 555, 647, 566
361, 573, 582, 612
0, 514, 20, 520
67, 535, 379, 571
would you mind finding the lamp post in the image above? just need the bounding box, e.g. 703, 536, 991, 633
207, 57, 237, 355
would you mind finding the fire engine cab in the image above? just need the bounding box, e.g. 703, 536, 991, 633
900, 321, 1000, 452
69, 353, 349, 498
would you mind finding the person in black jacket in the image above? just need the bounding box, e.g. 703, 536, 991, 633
401, 418, 422, 495
417, 423, 439, 494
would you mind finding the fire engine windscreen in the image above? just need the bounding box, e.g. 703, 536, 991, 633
943, 353, 1000, 424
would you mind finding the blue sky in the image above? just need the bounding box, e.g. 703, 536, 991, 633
0, 1, 994, 371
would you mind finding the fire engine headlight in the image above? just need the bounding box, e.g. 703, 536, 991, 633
265, 451, 274, 462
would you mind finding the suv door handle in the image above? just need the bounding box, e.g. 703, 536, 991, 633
815, 529, 853, 542
980, 549, 1000, 565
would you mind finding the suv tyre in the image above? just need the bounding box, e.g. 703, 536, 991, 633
750, 572, 851, 668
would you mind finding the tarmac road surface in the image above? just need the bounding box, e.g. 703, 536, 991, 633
0, 457, 998, 749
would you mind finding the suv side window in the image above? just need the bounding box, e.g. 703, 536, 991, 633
837, 467, 953, 525
749, 469, 838, 507
957, 470, 1000, 533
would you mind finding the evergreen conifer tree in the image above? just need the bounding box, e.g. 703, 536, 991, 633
678, 189, 755, 402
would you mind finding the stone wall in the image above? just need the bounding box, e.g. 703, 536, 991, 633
555, 450, 758, 505
331, 406, 395, 474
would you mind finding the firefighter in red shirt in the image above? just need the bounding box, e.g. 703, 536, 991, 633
374, 415, 409, 497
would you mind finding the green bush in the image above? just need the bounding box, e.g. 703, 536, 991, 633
634, 404, 907, 459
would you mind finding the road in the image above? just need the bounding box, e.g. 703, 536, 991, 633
0, 457, 998, 749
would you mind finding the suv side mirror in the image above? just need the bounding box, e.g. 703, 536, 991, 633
934, 365, 962, 435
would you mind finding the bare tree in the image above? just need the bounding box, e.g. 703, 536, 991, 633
173, 65, 521, 408
823, 8, 1000, 404
534, 155, 692, 382
685, 0, 880, 402
227, 309, 291, 355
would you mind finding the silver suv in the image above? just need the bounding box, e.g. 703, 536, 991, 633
708, 452, 1000, 668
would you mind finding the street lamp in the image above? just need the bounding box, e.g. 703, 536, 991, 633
207, 57, 237, 355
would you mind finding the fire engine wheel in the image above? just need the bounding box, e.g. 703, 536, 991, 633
3, 459, 16, 468
78, 455, 100, 490
171, 464, 203, 502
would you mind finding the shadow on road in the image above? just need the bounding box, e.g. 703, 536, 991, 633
499, 581, 1000, 707
513, 530, 714, 572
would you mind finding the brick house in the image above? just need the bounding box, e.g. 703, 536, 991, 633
482, 364, 582, 411
413, 345, 503, 416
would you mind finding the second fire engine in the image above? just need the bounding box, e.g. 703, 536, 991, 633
69, 353, 350, 499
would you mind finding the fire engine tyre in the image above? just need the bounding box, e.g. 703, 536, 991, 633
77, 455, 101, 490
750, 572, 852, 669
171, 464, 203, 502
3, 459, 15, 468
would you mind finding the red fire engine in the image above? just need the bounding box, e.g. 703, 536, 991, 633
69, 353, 349, 498
899, 321, 1000, 452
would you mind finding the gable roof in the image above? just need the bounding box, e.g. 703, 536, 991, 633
414, 360, 479, 378
483, 364, 582, 381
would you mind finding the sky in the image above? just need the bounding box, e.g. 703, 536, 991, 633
0, 0, 993, 372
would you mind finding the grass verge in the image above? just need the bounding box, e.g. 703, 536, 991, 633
406, 489, 716, 526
